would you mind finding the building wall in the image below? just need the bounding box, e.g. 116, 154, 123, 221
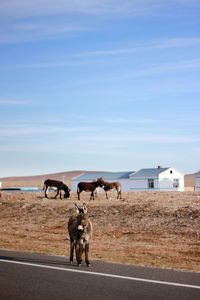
159, 168, 184, 191
72, 179, 134, 192
129, 178, 161, 191
129, 168, 184, 191
119, 179, 136, 191
71, 168, 185, 192
196, 175, 200, 191
71, 180, 79, 191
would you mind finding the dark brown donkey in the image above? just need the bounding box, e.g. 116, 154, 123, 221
77, 177, 104, 200
102, 181, 122, 199
43, 179, 70, 199
68, 203, 93, 267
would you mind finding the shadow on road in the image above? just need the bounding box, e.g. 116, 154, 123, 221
0, 254, 85, 268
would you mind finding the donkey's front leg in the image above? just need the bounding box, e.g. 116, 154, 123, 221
76, 242, 84, 266
70, 239, 76, 263
54, 189, 59, 199
85, 243, 90, 267
90, 191, 95, 200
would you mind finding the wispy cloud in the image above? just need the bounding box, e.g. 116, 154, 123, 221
1, 121, 200, 145
101, 118, 157, 124
0, 124, 89, 136
1, 0, 200, 19
0, 1, 169, 19
1, 37, 200, 68
1, 1, 200, 45
0, 22, 90, 44
76, 134, 200, 144
80, 38, 200, 57
119, 58, 200, 79
0, 99, 30, 105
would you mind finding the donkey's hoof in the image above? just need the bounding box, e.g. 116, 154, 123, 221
86, 261, 90, 267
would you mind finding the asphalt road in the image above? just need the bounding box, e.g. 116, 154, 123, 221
0, 249, 199, 300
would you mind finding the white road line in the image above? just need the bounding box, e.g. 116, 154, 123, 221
1, 259, 200, 290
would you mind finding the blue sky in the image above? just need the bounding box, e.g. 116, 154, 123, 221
0, 0, 200, 177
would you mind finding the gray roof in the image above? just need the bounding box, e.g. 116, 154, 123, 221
72, 171, 134, 181
130, 168, 169, 178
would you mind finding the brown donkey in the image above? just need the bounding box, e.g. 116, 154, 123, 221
102, 181, 122, 199
77, 177, 104, 200
43, 179, 70, 199
68, 203, 93, 266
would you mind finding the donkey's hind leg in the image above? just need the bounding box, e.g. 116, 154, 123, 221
105, 191, 108, 199
117, 189, 122, 199
44, 186, 48, 198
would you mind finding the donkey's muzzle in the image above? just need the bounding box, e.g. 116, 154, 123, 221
78, 225, 84, 231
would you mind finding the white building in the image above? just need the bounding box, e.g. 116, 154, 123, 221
72, 167, 184, 192
129, 167, 184, 191
196, 171, 200, 191
71, 171, 135, 191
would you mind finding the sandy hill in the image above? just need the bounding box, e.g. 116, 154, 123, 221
0, 170, 86, 182
184, 173, 196, 187
0, 170, 103, 188
0, 170, 197, 188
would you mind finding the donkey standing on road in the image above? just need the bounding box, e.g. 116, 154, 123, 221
102, 181, 122, 199
68, 203, 93, 267
77, 177, 104, 200
43, 179, 71, 199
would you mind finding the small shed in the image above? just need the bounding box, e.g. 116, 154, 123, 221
129, 167, 184, 191
196, 171, 200, 191
71, 171, 135, 191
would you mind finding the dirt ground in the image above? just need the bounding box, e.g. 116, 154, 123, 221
0, 190, 199, 272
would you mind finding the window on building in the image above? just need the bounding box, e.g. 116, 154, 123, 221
173, 179, 179, 188
170, 170, 173, 174
148, 179, 154, 189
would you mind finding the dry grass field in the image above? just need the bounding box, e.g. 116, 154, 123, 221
0, 189, 199, 272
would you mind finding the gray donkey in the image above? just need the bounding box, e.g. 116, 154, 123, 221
68, 203, 93, 267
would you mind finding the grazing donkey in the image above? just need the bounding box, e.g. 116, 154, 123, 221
68, 203, 93, 267
77, 177, 104, 200
102, 181, 122, 199
43, 179, 70, 199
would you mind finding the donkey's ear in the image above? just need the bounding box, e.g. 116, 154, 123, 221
83, 203, 87, 214
75, 203, 79, 214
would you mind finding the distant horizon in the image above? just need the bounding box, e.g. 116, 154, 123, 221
0, 167, 197, 180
